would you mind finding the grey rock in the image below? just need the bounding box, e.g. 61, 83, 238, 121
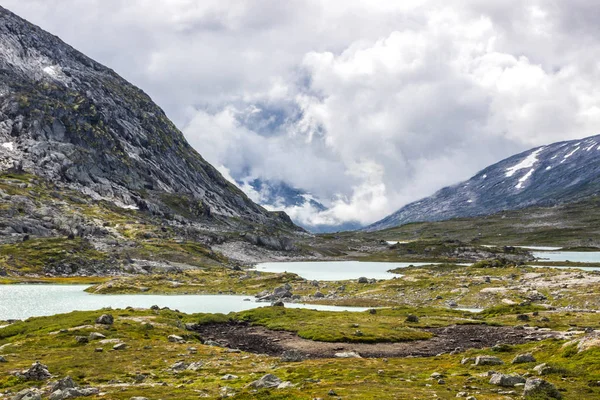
96, 314, 114, 325
88, 332, 106, 340
249, 374, 283, 389
405, 314, 419, 323
474, 356, 504, 366
334, 351, 362, 358
512, 353, 536, 364
533, 363, 556, 375
489, 373, 526, 387
357, 277, 369, 284
280, 350, 305, 362
186, 361, 204, 371
49, 376, 76, 392
523, 378, 562, 399
168, 334, 184, 343
10, 389, 41, 400
169, 361, 188, 371
113, 343, 127, 350
22, 361, 51, 380
221, 374, 238, 380
0, 355, 7, 362
314, 291, 325, 298
75, 336, 89, 344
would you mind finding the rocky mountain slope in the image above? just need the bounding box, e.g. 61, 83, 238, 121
0, 6, 295, 229
0, 6, 306, 276
368, 134, 600, 231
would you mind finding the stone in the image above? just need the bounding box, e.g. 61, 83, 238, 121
75, 336, 89, 344
169, 361, 188, 371
0, 355, 7, 362
10, 389, 42, 400
334, 351, 362, 358
130, 398, 149, 400
277, 381, 294, 389
271, 301, 285, 307
523, 378, 562, 399
474, 356, 504, 366
517, 314, 530, 321
461, 357, 474, 365
430, 372, 444, 379
113, 343, 127, 350
49, 376, 76, 392
168, 334, 185, 343
328, 389, 337, 396
405, 314, 419, 323
489, 373, 526, 387
88, 332, 106, 340
187, 361, 204, 371
221, 374, 238, 380
357, 277, 369, 283
204, 340, 222, 347
314, 291, 325, 298
22, 361, 51, 380
280, 350, 305, 362
96, 314, 114, 325
533, 363, 555, 375
94, 348, 103, 353
512, 353, 536, 364
49, 388, 99, 400
249, 374, 283, 389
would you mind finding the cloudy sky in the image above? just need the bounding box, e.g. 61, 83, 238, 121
6, 0, 600, 230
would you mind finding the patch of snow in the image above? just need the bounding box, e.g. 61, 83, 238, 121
515, 168, 535, 189
1, 142, 14, 151
120, 205, 139, 210
482, 174, 487, 179
467, 199, 473, 203
546, 166, 552, 170
43, 65, 60, 78
551, 155, 558, 160
505, 148, 544, 177
561, 146, 580, 163
586, 142, 596, 151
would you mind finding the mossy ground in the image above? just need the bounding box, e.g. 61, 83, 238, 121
1, 308, 599, 399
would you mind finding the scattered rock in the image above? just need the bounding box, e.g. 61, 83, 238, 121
461, 357, 474, 365
430, 372, 444, 379
314, 291, 325, 298
249, 374, 283, 389
169, 361, 188, 371
130, 397, 149, 400
187, 361, 204, 371
168, 334, 185, 343
88, 332, 106, 340
0, 355, 7, 362
280, 350, 305, 362
10, 388, 42, 400
405, 314, 419, 323
474, 356, 504, 366
94, 348, 103, 353
328, 389, 337, 396
489, 373, 526, 387
49, 387, 99, 400
113, 343, 127, 351
22, 361, 51, 380
221, 374, 238, 380
271, 301, 285, 307
49, 376, 76, 392
523, 378, 562, 399
75, 336, 89, 344
203, 340, 222, 347
357, 277, 369, 284
512, 353, 536, 364
533, 363, 556, 375
96, 314, 114, 325
277, 381, 294, 389
517, 314, 530, 322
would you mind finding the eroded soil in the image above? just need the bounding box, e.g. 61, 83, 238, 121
191, 322, 558, 358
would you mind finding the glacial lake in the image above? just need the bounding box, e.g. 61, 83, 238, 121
0, 285, 370, 321
533, 251, 600, 263
253, 261, 435, 281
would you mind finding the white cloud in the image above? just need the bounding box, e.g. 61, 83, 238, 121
5, 0, 600, 230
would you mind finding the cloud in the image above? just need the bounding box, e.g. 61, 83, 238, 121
5, 0, 600, 230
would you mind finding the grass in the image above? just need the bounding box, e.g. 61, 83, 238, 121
1, 307, 599, 399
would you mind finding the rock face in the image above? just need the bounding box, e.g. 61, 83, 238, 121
0, 6, 297, 235
367, 134, 600, 230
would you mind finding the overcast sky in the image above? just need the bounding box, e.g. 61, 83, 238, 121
6, 0, 600, 229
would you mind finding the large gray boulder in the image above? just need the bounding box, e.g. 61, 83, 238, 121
512, 353, 536, 364
474, 356, 504, 366
523, 378, 562, 399
489, 373, 526, 387
96, 314, 114, 325
22, 361, 51, 380
248, 374, 283, 389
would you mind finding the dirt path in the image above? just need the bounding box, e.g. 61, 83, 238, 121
190, 322, 558, 358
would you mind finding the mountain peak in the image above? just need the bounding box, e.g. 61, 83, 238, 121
367, 134, 600, 231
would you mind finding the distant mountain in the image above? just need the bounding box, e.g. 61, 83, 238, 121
367, 134, 600, 231
241, 179, 327, 211
0, 6, 296, 231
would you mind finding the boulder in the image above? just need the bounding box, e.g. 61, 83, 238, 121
533, 363, 556, 375
187, 361, 204, 371
49, 376, 76, 393
22, 361, 51, 380
512, 353, 536, 364
96, 314, 114, 325
221, 374, 238, 380
314, 291, 325, 298
405, 314, 419, 323
10, 389, 41, 400
523, 378, 562, 399
168, 334, 185, 343
474, 356, 504, 366
248, 374, 283, 389
271, 301, 285, 307
113, 343, 127, 351
489, 373, 526, 387
169, 361, 188, 371
88, 332, 106, 340
357, 277, 369, 284
280, 350, 305, 362
0, 355, 7, 362
75, 336, 89, 344
49, 388, 99, 400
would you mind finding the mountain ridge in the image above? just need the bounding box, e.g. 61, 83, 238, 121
367, 134, 600, 231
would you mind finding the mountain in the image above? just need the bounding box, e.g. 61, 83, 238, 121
240, 179, 327, 212
367, 134, 600, 231
0, 6, 296, 230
